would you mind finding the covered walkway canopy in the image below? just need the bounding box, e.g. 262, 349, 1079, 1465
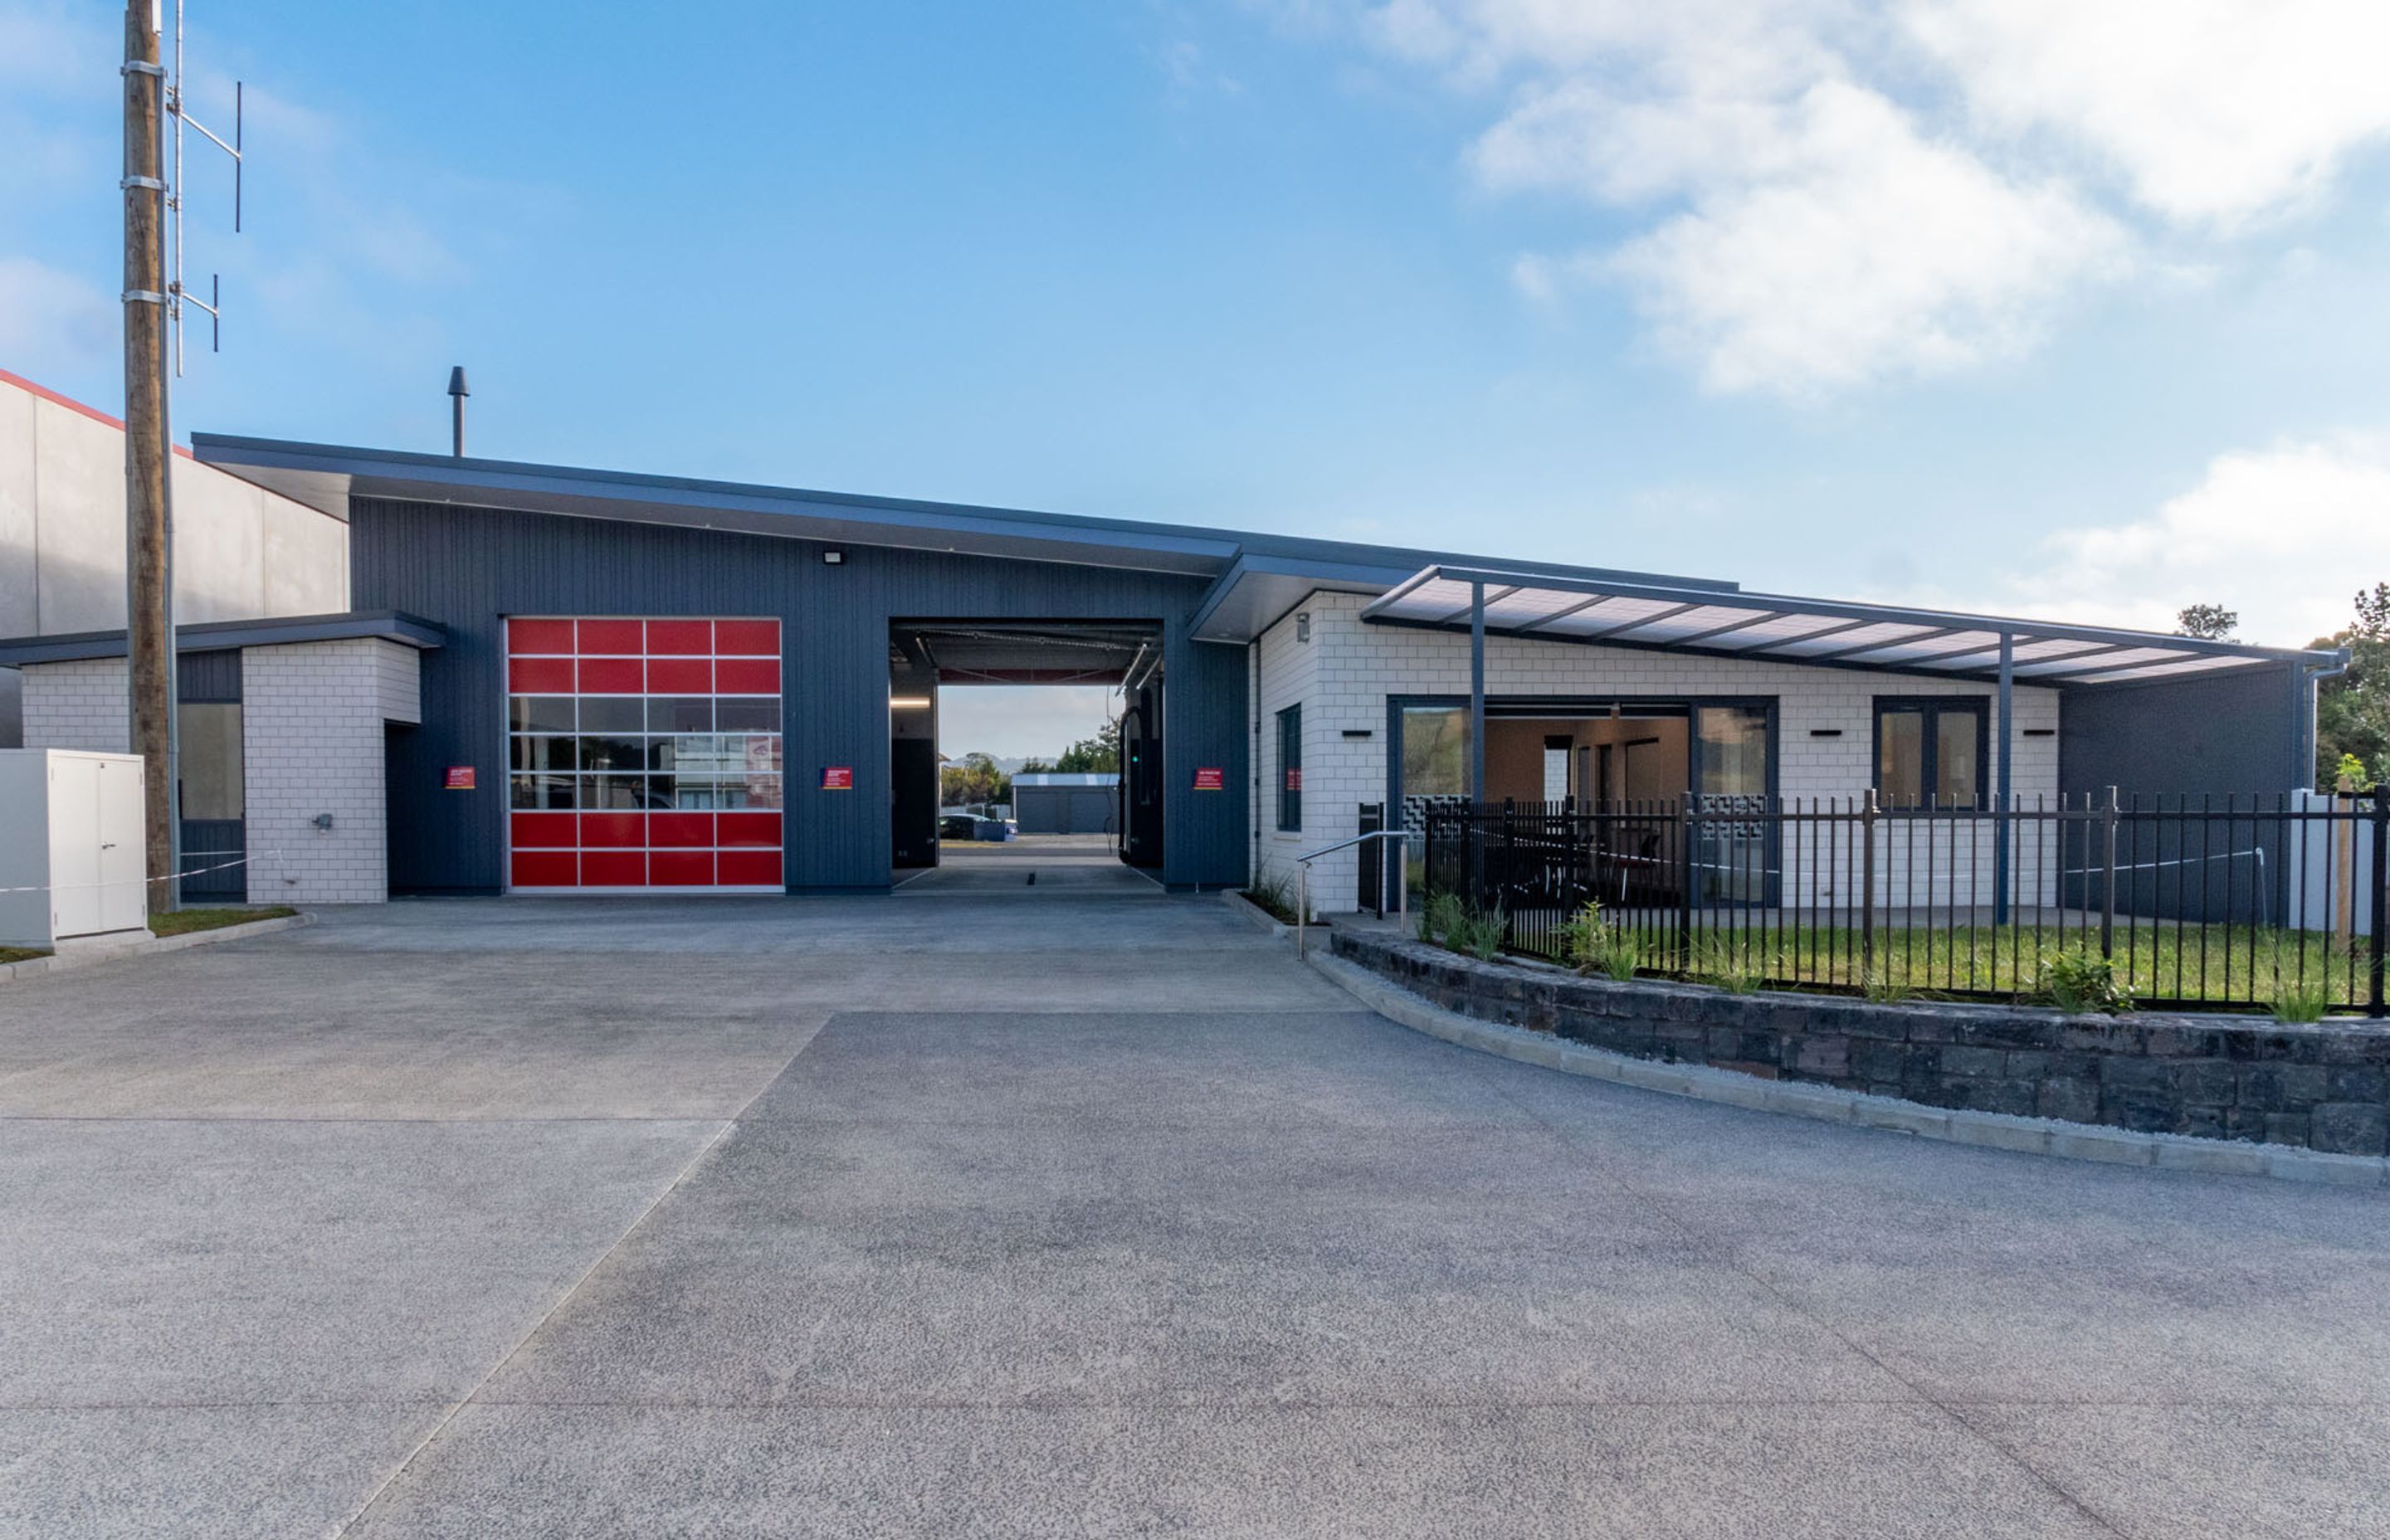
1361, 563, 2346, 820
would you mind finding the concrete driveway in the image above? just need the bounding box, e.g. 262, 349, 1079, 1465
1, 888, 2385, 1538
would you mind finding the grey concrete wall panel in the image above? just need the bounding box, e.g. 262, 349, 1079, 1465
0, 379, 348, 639
351, 498, 1249, 894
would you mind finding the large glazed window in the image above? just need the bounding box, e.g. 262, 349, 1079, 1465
1874, 697, 1987, 809
505, 617, 784, 891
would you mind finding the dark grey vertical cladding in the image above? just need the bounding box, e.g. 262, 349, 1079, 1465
175, 649, 241, 702
2060, 662, 2300, 924
1163, 633, 1251, 888
349, 497, 1249, 893
2059, 663, 2298, 801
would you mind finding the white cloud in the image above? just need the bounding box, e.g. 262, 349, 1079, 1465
0, 256, 116, 381
1931, 434, 2390, 646
1285, 0, 2390, 398
1905, 0, 2390, 227
1607, 82, 2127, 396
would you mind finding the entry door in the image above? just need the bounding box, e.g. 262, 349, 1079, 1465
94, 758, 145, 933
48, 757, 104, 938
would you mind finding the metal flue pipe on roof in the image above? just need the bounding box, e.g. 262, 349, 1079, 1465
446, 366, 468, 457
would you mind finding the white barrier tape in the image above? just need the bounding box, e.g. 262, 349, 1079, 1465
0, 850, 276, 896
2061, 848, 2264, 879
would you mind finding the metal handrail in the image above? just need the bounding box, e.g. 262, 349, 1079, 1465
1294, 827, 1417, 959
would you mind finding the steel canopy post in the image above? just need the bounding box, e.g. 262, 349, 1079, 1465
1470, 582, 1488, 902
1995, 631, 2013, 926
1469, 582, 1486, 804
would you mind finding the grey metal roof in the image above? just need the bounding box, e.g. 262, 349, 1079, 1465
0, 610, 444, 667
186, 435, 1731, 641
183, 436, 2341, 677
1012, 772, 1119, 787
1362, 567, 2342, 687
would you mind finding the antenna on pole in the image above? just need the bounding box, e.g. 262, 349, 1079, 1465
165, 0, 244, 377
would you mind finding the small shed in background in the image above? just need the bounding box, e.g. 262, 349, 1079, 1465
1012, 772, 1118, 836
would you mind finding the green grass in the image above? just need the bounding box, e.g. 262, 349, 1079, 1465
0, 947, 46, 966
1512, 919, 2375, 1012
148, 905, 297, 938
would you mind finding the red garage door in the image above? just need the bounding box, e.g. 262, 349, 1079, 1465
505, 617, 783, 892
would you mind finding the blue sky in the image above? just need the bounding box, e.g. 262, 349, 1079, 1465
7, 2, 2390, 758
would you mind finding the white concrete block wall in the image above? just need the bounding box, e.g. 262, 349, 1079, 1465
242, 639, 396, 904
21, 659, 131, 754
1253, 599, 1328, 909
1253, 591, 2065, 913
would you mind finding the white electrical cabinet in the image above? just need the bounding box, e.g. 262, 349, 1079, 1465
0, 750, 149, 949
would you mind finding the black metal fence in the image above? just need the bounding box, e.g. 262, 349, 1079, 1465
1420, 792, 2390, 1015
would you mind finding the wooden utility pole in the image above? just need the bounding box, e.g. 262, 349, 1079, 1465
123, 1, 176, 915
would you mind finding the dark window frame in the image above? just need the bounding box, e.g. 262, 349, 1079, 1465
1276, 703, 1303, 832
1871, 696, 1990, 810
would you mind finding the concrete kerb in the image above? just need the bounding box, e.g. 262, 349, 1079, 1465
0, 912, 315, 985
1303, 949, 2390, 1189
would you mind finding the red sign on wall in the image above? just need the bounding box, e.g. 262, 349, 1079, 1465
1193, 767, 1225, 791
1285, 769, 1302, 791
821, 766, 855, 791
444, 766, 476, 791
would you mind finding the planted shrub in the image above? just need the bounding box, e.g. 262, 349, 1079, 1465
1690, 935, 1772, 995
1243, 873, 1297, 924
1560, 899, 1641, 981
1419, 889, 1466, 948
1447, 903, 1508, 962
2266, 945, 2337, 1023
1860, 967, 1915, 1005
2029, 947, 2136, 1016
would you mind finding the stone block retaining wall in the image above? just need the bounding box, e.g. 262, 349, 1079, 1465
1332, 931, 2390, 1157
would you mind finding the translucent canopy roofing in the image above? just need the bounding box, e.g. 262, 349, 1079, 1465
1360, 567, 2342, 687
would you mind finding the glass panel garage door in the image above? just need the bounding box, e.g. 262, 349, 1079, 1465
505, 617, 783, 892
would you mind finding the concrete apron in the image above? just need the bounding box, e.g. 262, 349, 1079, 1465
1306, 949, 2390, 1189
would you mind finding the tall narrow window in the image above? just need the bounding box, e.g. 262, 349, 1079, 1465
1276, 704, 1302, 832
1875, 699, 1988, 808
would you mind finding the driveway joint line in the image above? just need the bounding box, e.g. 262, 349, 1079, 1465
329, 1025, 827, 1538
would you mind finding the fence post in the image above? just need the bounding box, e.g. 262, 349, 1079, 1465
2100, 784, 2119, 960
2371, 790, 2388, 1018
1678, 795, 1696, 973
1861, 789, 1876, 983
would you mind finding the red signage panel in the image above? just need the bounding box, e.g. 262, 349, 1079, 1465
1193, 767, 1225, 791
445, 766, 476, 791
821, 766, 855, 791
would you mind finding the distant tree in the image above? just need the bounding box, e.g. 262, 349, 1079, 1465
1055, 718, 1121, 774
938, 751, 1009, 807
2173, 602, 2238, 640
2310, 582, 2390, 789
1017, 758, 1055, 776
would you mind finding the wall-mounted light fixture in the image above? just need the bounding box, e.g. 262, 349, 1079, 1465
312, 812, 335, 831
822, 549, 845, 565
1295, 612, 1311, 642
1808, 729, 1843, 738
1341, 729, 1372, 740
889, 696, 932, 709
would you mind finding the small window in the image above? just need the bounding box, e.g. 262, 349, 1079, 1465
1277, 704, 1303, 832
177, 702, 243, 821
1875, 699, 1987, 809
